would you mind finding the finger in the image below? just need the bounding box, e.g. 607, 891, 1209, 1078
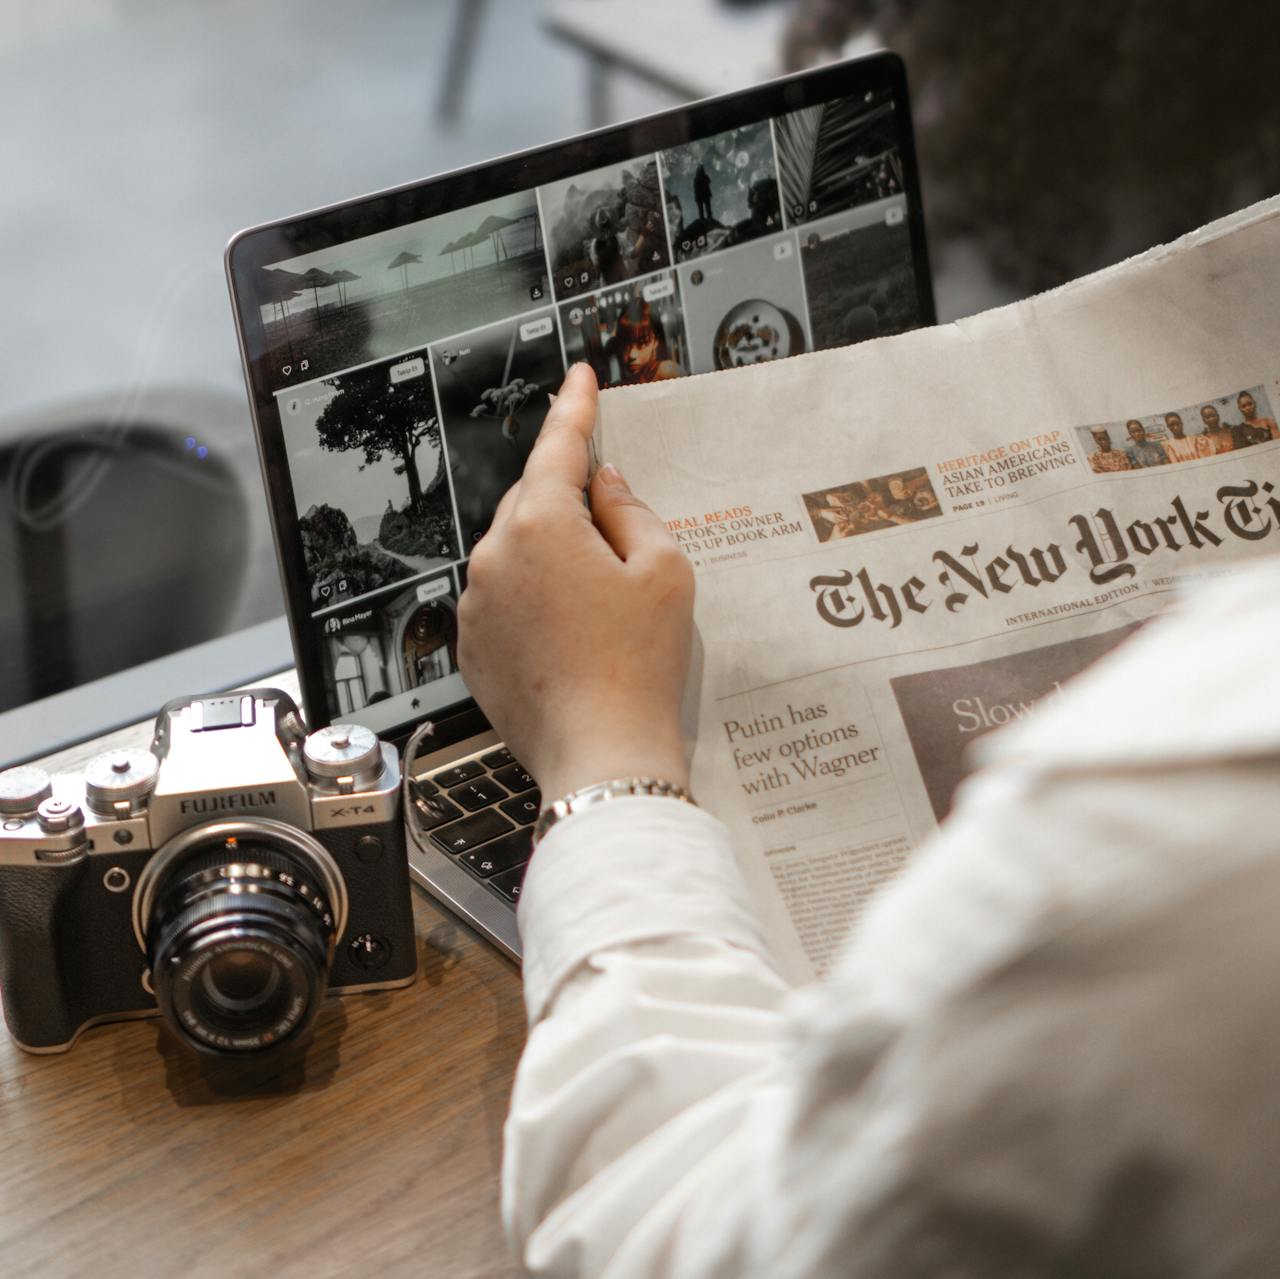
520, 364, 598, 497
589, 464, 673, 563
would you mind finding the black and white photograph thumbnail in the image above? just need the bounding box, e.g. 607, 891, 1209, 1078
800, 198, 920, 350
678, 235, 810, 374
279, 355, 461, 612
318, 568, 461, 719
540, 159, 670, 301
660, 122, 782, 263
257, 191, 549, 382
429, 309, 564, 547
775, 88, 903, 226
560, 271, 687, 388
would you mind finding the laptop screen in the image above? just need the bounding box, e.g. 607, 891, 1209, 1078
227, 55, 933, 744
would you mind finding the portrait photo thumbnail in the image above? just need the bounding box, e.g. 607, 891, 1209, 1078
429, 309, 564, 548
678, 234, 810, 374
278, 357, 461, 613
540, 158, 670, 301
660, 121, 782, 263
259, 189, 549, 384
318, 567, 461, 718
560, 270, 688, 388
800, 198, 920, 350
1174, 385, 1278, 451
1078, 383, 1278, 474
802, 466, 941, 543
775, 87, 904, 226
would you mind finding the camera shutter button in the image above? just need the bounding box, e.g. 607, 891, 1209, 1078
37, 796, 82, 829
35, 798, 87, 859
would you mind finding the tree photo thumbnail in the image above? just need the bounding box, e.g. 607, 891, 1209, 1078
296, 359, 460, 610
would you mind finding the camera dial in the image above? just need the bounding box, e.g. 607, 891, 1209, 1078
0, 765, 53, 815
84, 748, 160, 816
303, 724, 382, 788
136, 819, 348, 1056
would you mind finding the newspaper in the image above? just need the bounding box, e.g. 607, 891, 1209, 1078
593, 195, 1280, 986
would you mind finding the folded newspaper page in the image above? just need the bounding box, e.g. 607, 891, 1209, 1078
594, 195, 1280, 985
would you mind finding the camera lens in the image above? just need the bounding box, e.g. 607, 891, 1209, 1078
200, 950, 282, 1015
147, 833, 338, 1055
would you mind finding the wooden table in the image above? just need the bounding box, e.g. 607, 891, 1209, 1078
0, 682, 527, 1278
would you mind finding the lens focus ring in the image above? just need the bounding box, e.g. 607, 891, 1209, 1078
148, 839, 338, 1055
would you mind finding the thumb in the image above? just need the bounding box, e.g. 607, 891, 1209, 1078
590, 464, 670, 562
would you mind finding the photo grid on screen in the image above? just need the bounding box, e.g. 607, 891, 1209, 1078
264, 87, 920, 730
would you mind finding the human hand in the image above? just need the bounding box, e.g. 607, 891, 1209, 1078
457, 364, 695, 804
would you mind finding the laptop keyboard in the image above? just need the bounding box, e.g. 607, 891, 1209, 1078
408, 745, 538, 905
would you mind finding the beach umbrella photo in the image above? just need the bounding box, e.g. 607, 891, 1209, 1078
516, 209, 541, 253
471, 212, 517, 266
301, 266, 340, 315
388, 250, 423, 291
328, 268, 361, 309
258, 267, 305, 357
258, 268, 303, 322
451, 228, 485, 271
438, 238, 463, 273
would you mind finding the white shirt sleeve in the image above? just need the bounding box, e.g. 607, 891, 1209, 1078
503, 563, 1280, 1278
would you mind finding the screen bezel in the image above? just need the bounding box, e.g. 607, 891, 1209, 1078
226, 52, 934, 750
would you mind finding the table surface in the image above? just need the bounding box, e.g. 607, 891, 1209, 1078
0, 681, 527, 1279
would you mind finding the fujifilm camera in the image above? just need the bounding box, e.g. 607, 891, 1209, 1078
0, 689, 417, 1056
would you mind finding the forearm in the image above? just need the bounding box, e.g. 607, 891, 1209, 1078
506, 937, 795, 1277
503, 800, 793, 1277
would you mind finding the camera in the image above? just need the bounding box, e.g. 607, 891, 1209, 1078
0, 689, 417, 1056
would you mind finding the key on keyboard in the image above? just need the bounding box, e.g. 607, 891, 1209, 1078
500, 792, 540, 825
489, 863, 528, 902
462, 828, 533, 878
449, 777, 509, 812
431, 760, 485, 787
430, 808, 514, 854
493, 763, 536, 793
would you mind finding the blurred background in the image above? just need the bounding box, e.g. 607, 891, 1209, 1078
2, 0, 1278, 756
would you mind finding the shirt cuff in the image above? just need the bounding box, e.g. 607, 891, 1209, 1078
516, 796, 774, 1025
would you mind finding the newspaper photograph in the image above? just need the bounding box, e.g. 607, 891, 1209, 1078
594, 194, 1280, 985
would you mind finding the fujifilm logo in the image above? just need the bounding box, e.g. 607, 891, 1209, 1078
179, 790, 278, 815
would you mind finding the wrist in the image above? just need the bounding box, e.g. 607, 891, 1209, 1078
534, 775, 696, 845
535, 733, 689, 806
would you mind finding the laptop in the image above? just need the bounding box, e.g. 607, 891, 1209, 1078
224, 53, 934, 962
